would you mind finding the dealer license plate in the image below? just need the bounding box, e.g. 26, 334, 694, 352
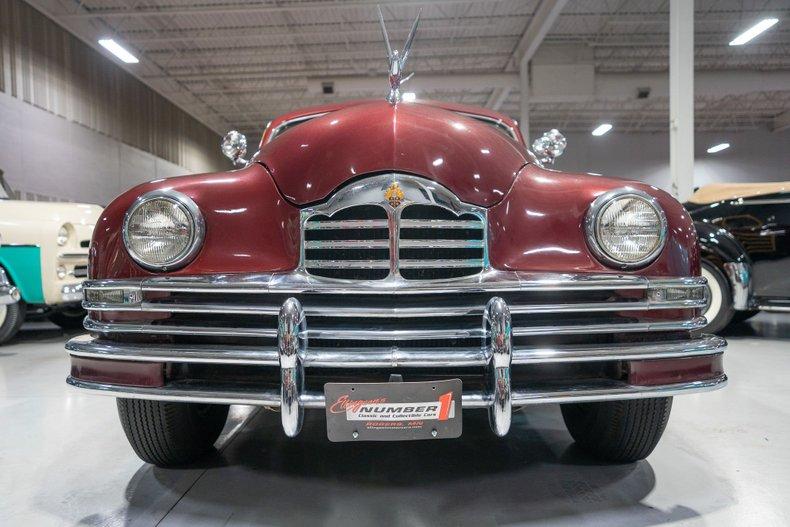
324, 379, 462, 442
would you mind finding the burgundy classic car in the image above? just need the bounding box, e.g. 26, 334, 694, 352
66, 15, 726, 467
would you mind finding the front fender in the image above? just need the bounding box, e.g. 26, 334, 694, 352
694, 221, 751, 267
90, 163, 301, 280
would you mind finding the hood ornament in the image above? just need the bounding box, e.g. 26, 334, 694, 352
377, 6, 421, 104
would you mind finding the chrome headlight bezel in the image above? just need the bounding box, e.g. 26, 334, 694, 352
584, 188, 668, 270
122, 190, 205, 272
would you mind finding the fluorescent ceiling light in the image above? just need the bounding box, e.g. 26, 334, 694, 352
98, 39, 139, 63
402, 92, 416, 102
591, 123, 613, 136
707, 143, 730, 154
729, 18, 779, 46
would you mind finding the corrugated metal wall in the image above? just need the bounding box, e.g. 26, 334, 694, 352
0, 0, 225, 174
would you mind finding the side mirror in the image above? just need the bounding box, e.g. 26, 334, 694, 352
221, 130, 249, 168
531, 129, 567, 166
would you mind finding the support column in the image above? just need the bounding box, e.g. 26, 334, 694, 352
519, 59, 530, 144
669, 0, 695, 202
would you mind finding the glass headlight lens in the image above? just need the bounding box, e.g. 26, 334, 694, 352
123, 191, 204, 271
57, 225, 69, 246
586, 190, 667, 268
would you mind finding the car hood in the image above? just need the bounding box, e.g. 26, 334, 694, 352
256, 100, 530, 207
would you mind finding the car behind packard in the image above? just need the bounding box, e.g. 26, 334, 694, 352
686, 182, 790, 333
66, 13, 725, 467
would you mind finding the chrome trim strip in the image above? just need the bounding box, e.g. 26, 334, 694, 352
399, 239, 484, 249
66, 375, 727, 408
67, 335, 280, 365
455, 112, 519, 141
584, 188, 668, 270
84, 317, 277, 338
304, 219, 388, 230
84, 299, 704, 316
82, 273, 706, 296
66, 334, 725, 368
397, 259, 484, 269
58, 252, 89, 260
303, 259, 390, 269
399, 219, 483, 229
757, 304, 790, 313
305, 240, 389, 249
268, 112, 328, 143
302, 327, 487, 341
512, 317, 706, 336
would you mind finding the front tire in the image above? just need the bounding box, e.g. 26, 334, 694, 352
701, 260, 735, 334
0, 301, 25, 345
117, 399, 229, 467
561, 397, 672, 463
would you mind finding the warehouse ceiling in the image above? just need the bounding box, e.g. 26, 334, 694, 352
29, 0, 790, 140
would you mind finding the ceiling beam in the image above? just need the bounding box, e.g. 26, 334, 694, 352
771, 110, 790, 133
507, 0, 568, 71
485, 87, 512, 110
59, 0, 485, 19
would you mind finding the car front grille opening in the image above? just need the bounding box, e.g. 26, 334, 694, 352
399, 205, 485, 280
304, 205, 390, 280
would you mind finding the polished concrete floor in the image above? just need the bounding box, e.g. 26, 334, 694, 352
0, 315, 788, 526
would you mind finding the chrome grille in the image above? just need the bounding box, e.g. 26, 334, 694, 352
399, 205, 485, 280
300, 174, 488, 281
304, 205, 389, 280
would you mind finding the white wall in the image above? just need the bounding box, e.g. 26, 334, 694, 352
0, 90, 195, 206
553, 128, 790, 192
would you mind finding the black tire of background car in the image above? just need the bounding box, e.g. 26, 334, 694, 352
0, 300, 26, 345
701, 260, 735, 334
47, 308, 87, 330
731, 310, 759, 324
117, 399, 229, 466
560, 397, 672, 462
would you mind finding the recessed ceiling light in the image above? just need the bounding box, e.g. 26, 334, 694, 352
706, 143, 730, 154
98, 39, 139, 63
729, 18, 779, 46
591, 123, 613, 136
402, 92, 417, 102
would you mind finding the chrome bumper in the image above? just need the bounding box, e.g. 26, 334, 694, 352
0, 268, 20, 305
68, 271, 727, 437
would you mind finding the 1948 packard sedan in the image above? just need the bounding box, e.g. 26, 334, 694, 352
66, 14, 726, 467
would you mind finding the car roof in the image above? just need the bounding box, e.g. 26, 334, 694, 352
687, 182, 790, 204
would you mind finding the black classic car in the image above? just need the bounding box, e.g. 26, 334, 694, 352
686, 182, 790, 332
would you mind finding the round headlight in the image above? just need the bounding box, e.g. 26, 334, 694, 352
123, 190, 204, 271
585, 188, 667, 269
57, 225, 69, 246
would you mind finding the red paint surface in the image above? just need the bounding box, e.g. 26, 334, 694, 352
627, 355, 724, 386
259, 99, 524, 146
90, 164, 301, 279
257, 100, 528, 207
90, 100, 699, 280
488, 164, 701, 276
71, 357, 164, 387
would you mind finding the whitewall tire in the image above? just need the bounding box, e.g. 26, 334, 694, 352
0, 301, 25, 345
701, 261, 734, 334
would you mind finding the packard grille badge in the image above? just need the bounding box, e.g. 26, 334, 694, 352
377, 6, 421, 104
385, 182, 405, 208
